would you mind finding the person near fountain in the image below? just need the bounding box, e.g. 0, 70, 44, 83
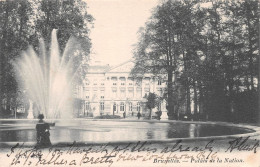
36, 114, 51, 147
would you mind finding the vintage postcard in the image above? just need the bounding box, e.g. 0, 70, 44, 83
0, 0, 259, 166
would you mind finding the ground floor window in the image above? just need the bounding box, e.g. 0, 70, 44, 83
86, 102, 90, 111
100, 102, 104, 111
137, 102, 140, 112
120, 102, 125, 111
113, 103, 116, 111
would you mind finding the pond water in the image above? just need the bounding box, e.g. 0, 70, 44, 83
0, 120, 254, 143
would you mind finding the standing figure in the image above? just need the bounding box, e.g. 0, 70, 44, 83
156, 111, 162, 120
36, 114, 51, 147
137, 112, 141, 120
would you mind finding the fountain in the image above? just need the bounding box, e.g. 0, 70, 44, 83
13, 30, 78, 119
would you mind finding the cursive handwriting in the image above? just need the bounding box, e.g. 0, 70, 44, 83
5, 136, 259, 167
225, 136, 259, 153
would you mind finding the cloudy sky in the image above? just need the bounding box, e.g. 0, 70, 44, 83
85, 0, 158, 66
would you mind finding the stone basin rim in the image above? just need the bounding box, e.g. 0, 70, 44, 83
0, 118, 259, 131
0, 119, 259, 147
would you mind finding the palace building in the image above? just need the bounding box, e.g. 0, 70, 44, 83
75, 60, 168, 118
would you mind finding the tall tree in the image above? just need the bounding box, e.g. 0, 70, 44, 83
132, 0, 193, 120
145, 92, 157, 119
132, 0, 259, 122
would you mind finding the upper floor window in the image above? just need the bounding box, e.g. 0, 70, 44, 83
86, 102, 90, 110
121, 83, 125, 86
86, 96, 89, 99
93, 90, 98, 98
101, 83, 105, 86
158, 80, 162, 85
113, 83, 117, 86
120, 102, 125, 111
129, 83, 133, 86
101, 96, 104, 99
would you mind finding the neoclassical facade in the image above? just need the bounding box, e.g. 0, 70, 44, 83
76, 60, 167, 118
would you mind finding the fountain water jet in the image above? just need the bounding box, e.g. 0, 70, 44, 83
13, 30, 79, 119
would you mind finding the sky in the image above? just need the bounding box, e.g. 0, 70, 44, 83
85, 0, 159, 66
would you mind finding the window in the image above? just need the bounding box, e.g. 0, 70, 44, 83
113, 83, 117, 86
86, 83, 90, 85
121, 83, 125, 86
137, 102, 140, 112
86, 102, 90, 111
120, 102, 125, 111
86, 96, 89, 99
93, 90, 97, 99
100, 102, 104, 111
113, 103, 117, 111
129, 102, 132, 111
94, 82, 97, 86
101, 83, 105, 86
101, 96, 104, 99
158, 80, 162, 85
128, 77, 134, 86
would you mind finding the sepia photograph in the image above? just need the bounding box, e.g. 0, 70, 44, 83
0, 0, 259, 166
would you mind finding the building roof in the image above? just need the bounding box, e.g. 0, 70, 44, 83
87, 65, 111, 74
86, 59, 134, 74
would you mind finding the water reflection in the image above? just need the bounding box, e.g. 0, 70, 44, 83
189, 124, 201, 138
0, 120, 253, 142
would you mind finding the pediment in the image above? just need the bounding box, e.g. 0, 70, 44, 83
107, 60, 134, 73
